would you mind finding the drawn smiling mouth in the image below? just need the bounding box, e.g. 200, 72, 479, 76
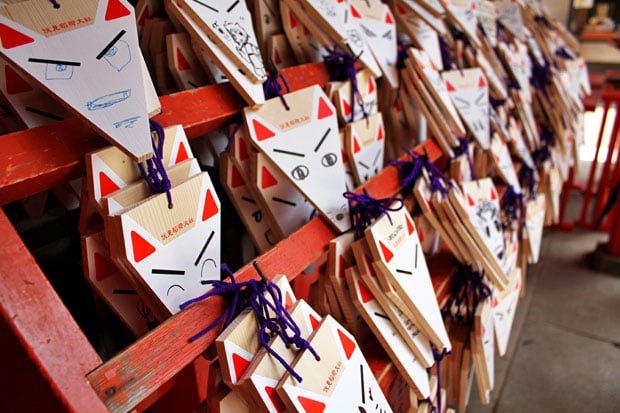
86, 89, 131, 110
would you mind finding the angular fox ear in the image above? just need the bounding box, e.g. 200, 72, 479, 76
378, 240, 394, 263
231, 352, 251, 383
478, 75, 487, 88
251, 118, 276, 141
105, 0, 132, 21
405, 214, 415, 236
337, 328, 356, 360
0, 23, 35, 49
202, 189, 219, 221
317, 97, 334, 120
467, 193, 476, 207
490, 187, 497, 201
131, 230, 156, 263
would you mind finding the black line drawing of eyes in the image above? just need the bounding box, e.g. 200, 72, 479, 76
321, 152, 338, 167
291, 165, 309, 180
166, 284, 185, 296
200, 258, 217, 279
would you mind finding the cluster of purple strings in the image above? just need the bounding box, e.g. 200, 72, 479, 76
138, 119, 173, 208
179, 263, 318, 383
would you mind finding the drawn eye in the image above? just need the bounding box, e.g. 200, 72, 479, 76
321, 153, 338, 167
166, 284, 185, 296
485, 225, 491, 237
291, 165, 309, 180
57, 64, 68, 72
200, 258, 217, 279
106, 46, 118, 57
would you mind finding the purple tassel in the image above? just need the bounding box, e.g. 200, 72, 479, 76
263, 68, 291, 109
344, 191, 404, 239
323, 47, 368, 122
138, 119, 173, 208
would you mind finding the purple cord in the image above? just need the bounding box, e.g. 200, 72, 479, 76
502, 185, 525, 232
518, 165, 537, 200
138, 119, 173, 208
224, 122, 241, 153
431, 348, 452, 413
263, 69, 291, 109
530, 57, 553, 106
323, 47, 368, 123
389, 148, 452, 195
452, 137, 476, 181
178, 263, 319, 383
439, 35, 456, 71
344, 191, 404, 239
50, 0, 60, 8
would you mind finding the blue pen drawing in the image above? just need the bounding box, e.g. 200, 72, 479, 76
113, 115, 140, 129
104, 40, 131, 72
86, 89, 131, 110
45, 63, 74, 80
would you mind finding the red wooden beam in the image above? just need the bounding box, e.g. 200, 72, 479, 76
0, 62, 330, 205
0, 209, 107, 412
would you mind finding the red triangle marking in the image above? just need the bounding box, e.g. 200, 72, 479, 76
379, 240, 394, 263
317, 97, 333, 120
131, 231, 156, 263
467, 194, 476, 206
342, 99, 352, 117
430, 61, 437, 71
357, 279, 373, 304
232, 353, 251, 381
491, 188, 497, 200
481, 325, 486, 336
471, 1, 477, 10
298, 396, 326, 413
98, 171, 120, 197
176, 48, 191, 70
289, 11, 297, 29
309, 314, 320, 330
353, 137, 361, 154
175, 142, 189, 164
377, 125, 384, 141
396, 3, 406, 14
405, 214, 415, 235
285, 291, 294, 309
94, 252, 117, 281
492, 296, 499, 308
230, 163, 245, 188
479, 76, 487, 88
105, 0, 131, 21
385, 12, 394, 25
0, 23, 34, 49
350, 5, 361, 18
338, 255, 347, 278
261, 166, 278, 189
273, 45, 282, 66
494, 154, 500, 163
202, 189, 219, 221
337, 329, 356, 360
237, 137, 249, 161
265, 386, 286, 413
4, 65, 32, 94
137, 5, 149, 26
446, 81, 456, 92
515, 278, 521, 291
252, 119, 276, 141
368, 77, 375, 94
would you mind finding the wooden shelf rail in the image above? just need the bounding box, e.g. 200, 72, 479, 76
0, 62, 449, 412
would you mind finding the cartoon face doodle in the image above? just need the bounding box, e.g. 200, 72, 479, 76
223, 21, 266, 78
104, 39, 131, 72
474, 200, 505, 263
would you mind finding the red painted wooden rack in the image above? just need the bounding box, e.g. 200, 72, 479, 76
0, 62, 450, 412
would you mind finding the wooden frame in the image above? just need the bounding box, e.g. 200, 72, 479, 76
0, 62, 450, 412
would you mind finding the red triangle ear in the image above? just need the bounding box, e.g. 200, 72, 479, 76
202, 189, 219, 221
357, 279, 373, 304
353, 136, 361, 154
309, 314, 320, 330
175, 142, 189, 164
405, 214, 415, 235
337, 329, 356, 360
379, 240, 394, 263
0, 23, 34, 49
471, 1, 477, 10
5, 65, 32, 94
131, 231, 156, 262
98, 171, 120, 197
368, 77, 375, 94
350, 5, 361, 18
467, 194, 476, 206
377, 125, 384, 141
385, 12, 394, 24
446, 81, 456, 92
105, 0, 131, 21
342, 99, 352, 117
297, 396, 326, 413
285, 291, 294, 310
230, 164, 245, 188
94, 252, 117, 281
176, 48, 190, 70
289, 11, 297, 29
478, 76, 487, 88
252, 119, 276, 141
491, 188, 497, 200
273, 45, 282, 66
492, 296, 499, 307
261, 166, 278, 189
317, 97, 333, 120
237, 137, 249, 161
338, 255, 347, 278
265, 386, 286, 413
231, 353, 251, 382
